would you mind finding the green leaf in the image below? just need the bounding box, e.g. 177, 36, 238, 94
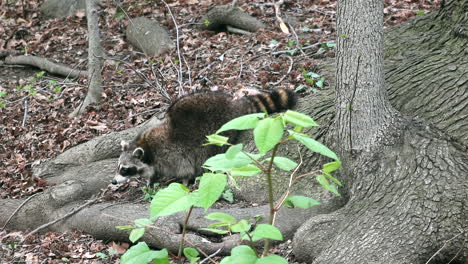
134, 218, 152, 228
231, 219, 251, 233
121, 242, 169, 264
199, 227, 230, 235
205, 134, 229, 146
115, 225, 133, 230
326, 42, 336, 48
286, 195, 320, 209
256, 254, 288, 264
228, 245, 258, 264
183, 248, 200, 264
264, 156, 298, 171
323, 161, 341, 173
226, 144, 243, 159
231, 164, 262, 177
223, 188, 234, 203
195, 173, 227, 209
96, 252, 108, 259
250, 224, 283, 241
415, 10, 425, 15
316, 175, 340, 196
217, 113, 266, 134
205, 212, 237, 225
150, 183, 193, 219
203, 152, 262, 171
316, 77, 325, 88
254, 117, 284, 154
289, 130, 339, 161
129, 228, 145, 243
0, 91, 7, 97
283, 110, 319, 128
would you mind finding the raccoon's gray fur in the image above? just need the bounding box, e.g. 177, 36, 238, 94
113, 88, 297, 186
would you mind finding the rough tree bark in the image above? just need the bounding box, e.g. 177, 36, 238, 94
292, 0, 467, 263
0, 0, 466, 261
70, 0, 104, 117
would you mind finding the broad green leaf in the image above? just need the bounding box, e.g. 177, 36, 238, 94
150, 183, 193, 219
228, 245, 258, 264
250, 224, 283, 241
316, 175, 340, 196
231, 219, 251, 233
134, 218, 152, 228
217, 113, 266, 134
203, 152, 262, 171
121, 242, 169, 264
199, 227, 230, 235
289, 130, 339, 161
129, 228, 145, 243
316, 77, 325, 88
256, 254, 288, 264
205, 134, 229, 146
226, 144, 243, 159
205, 212, 237, 225
286, 195, 320, 209
195, 173, 227, 209
115, 225, 133, 230
254, 117, 284, 154
183, 248, 200, 264
323, 161, 341, 174
264, 156, 298, 171
283, 110, 318, 128
323, 171, 342, 186
220, 257, 232, 264
231, 164, 262, 177
223, 188, 234, 203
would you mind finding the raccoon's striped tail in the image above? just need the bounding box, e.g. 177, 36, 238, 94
245, 88, 297, 114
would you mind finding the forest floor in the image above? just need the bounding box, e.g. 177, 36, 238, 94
0, 0, 441, 263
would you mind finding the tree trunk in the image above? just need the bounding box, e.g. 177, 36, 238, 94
70, 0, 103, 117
292, 0, 468, 263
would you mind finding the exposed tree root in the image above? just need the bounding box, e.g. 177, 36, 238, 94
4, 55, 86, 78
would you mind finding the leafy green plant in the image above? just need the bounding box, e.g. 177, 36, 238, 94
119, 110, 341, 263
296, 68, 326, 92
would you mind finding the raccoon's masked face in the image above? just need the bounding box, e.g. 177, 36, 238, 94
112, 140, 148, 184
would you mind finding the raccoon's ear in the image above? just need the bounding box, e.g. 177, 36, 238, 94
121, 140, 130, 151
133, 147, 144, 160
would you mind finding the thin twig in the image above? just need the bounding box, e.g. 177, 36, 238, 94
182, 55, 192, 88
21, 99, 28, 127
271, 41, 334, 55
199, 247, 223, 264
161, 0, 184, 96
178, 206, 194, 257
22, 196, 101, 242
269, 55, 294, 86
425, 231, 465, 264
2, 193, 40, 229
287, 21, 307, 56
101, 56, 171, 101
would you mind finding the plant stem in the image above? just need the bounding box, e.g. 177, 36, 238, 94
262, 143, 280, 256
178, 205, 194, 257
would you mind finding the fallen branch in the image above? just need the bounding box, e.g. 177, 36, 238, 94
22, 195, 101, 242
4, 55, 86, 78
271, 41, 335, 55
2, 193, 40, 229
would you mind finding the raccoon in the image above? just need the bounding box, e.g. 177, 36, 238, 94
112, 88, 297, 186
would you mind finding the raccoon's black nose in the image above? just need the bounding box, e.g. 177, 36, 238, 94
111, 179, 117, 185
